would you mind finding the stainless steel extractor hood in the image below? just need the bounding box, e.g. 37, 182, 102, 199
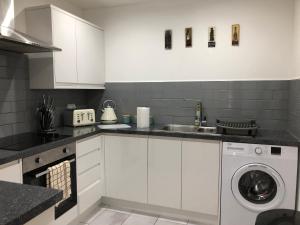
0, 0, 61, 53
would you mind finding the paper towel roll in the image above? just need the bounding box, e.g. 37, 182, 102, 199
137, 107, 150, 128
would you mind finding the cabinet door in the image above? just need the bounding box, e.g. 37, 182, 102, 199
148, 138, 181, 209
52, 8, 77, 84
76, 20, 105, 85
105, 135, 147, 203
0, 161, 22, 183
182, 140, 220, 216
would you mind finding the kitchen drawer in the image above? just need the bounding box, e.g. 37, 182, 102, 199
77, 135, 101, 158
77, 164, 101, 192
77, 149, 101, 175
0, 160, 22, 183
78, 180, 102, 214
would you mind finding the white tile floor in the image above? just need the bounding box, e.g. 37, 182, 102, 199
81, 208, 210, 225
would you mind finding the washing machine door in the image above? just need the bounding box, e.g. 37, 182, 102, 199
231, 163, 285, 212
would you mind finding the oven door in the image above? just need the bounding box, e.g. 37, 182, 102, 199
23, 154, 77, 219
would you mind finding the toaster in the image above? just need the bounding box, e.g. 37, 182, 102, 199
64, 109, 96, 127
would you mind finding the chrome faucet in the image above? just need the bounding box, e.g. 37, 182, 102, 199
194, 102, 202, 126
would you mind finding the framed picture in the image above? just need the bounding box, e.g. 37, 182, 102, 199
208, 26, 216, 48
232, 24, 240, 46
185, 28, 192, 48
165, 30, 172, 50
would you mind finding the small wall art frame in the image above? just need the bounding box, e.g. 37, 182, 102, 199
232, 24, 240, 46
185, 27, 192, 48
208, 26, 216, 48
165, 29, 172, 50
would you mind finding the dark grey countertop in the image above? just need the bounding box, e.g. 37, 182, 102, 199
97, 126, 300, 147
0, 125, 299, 225
0, 181, 62, 225
0, 126, 101, 165
0, 125, 299, 166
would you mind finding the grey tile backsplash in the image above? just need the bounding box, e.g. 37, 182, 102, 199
0, 49, 299, 139
288, 79, 300, 139
0, 50, 88, 138
88, 81, 291, 130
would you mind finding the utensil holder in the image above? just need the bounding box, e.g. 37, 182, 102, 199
39, 109, 55, 133
37, 95, 56, 133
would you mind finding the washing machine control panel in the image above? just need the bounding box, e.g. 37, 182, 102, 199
222, 142, 296, 159
224, 142, 267, 156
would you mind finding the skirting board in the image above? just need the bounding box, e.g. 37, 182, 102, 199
68, 201, 102, 225
100, 197, 219, 225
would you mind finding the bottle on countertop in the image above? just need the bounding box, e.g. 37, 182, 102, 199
201, 116, 208, 127
194, 102, 202, 126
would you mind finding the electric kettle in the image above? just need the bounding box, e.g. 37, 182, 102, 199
100, 100, 118, 124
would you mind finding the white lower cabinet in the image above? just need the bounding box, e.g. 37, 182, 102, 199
0, 160, 22, 183
76, 135, 104, 215
23, 135, 220, 225
148, 137, 181, 209
77, 164, 101, 192
105, 135, 148, 203
182, 140, 220, 216
24, 205, 78, 225
103, 134, 220, 218
25, 207, 55, 225
77, 149, 101, 175
78, 180, 102, 214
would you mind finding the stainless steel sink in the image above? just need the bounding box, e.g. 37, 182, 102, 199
197, 126, 217, 134
162, 124, 198, 132
162, 124, 217, 134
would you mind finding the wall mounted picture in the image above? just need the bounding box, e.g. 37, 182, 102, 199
185, 28, 192, 48
165, 30, 172, 50
232, 24, 240, 46
208, 26, 216, 48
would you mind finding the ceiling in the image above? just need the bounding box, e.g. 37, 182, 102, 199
65, 0, 151, 9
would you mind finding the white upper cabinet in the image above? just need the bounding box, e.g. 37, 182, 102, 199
25, 5, 105, 89
52, 9, 77, 84
76, 20, 105, 85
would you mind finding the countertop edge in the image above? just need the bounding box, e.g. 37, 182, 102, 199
0, 181, 63, 225
0, 126, 299, 167
7, 191, 62, 225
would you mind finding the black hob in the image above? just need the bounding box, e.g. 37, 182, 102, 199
0, 132, 71, 151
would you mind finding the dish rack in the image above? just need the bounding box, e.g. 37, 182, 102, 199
216, 119, 258, 137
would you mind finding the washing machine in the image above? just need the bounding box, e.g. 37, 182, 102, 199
221, 142, 298, 225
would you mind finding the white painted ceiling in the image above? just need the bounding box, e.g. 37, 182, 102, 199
64, 0, 151, 9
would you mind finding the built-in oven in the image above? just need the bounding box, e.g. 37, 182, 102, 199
22, 143, 77, 219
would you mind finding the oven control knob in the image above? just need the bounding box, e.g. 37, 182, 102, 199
255, 147, 263, 155
35, 157, 42, 164
63, 148, 70, 154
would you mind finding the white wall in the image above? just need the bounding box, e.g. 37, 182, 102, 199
84, 0, 294, 82
14, 0, 83, 32
293, 0, 300, 79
